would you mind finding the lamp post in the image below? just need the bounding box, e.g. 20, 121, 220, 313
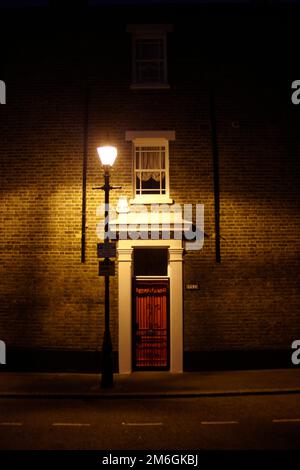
97, 145, 118, 388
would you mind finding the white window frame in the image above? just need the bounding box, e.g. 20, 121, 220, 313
132, 138, 170, 203
132, 33, 168, 88
125, 131, 175, 204
127, 24, 173, 90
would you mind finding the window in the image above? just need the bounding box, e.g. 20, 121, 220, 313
134, 36, 166, 86
125, 131, 175, 204
135, 144, 166, 196
127, 24, 173, 89
134, 248, 168, 276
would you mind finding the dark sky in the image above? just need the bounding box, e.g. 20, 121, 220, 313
1, 0, 300, 6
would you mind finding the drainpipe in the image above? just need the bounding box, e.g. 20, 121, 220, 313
81, 86, 89, 263
209, 85, 221, 263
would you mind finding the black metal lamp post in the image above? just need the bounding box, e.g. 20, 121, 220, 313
96, 145, 119, 388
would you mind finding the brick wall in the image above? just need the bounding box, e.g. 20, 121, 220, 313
0, 5, 299, 370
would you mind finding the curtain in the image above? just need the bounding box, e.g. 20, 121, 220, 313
138, 148, 162, 182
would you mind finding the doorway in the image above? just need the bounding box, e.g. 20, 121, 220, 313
118, 240, 183, 374
132, 278, 170, 370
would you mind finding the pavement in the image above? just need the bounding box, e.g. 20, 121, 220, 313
0, 369, 299, 398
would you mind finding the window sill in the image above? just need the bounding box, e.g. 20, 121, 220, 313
130, 83, 170, 90
130, 196, 174, 205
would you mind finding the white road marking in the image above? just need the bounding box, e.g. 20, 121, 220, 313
52, 423, 90, 427
0, 422, 23, 426
122, 422, 163, 426
273, 418, 300, 423
201, 421, 239, 425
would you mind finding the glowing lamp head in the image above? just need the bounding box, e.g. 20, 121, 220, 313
97, 146, 117, 167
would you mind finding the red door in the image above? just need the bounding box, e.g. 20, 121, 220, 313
133, 279, 169, 370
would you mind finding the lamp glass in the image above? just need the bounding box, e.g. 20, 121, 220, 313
97, 146, 117, 166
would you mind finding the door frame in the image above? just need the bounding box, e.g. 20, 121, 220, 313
118, 239, 184, 374
132, 277, 170, 371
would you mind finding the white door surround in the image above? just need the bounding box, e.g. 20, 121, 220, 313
117, 239, 183, 374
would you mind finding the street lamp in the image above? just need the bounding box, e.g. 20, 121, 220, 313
97, 145, 118, 388
97, 145, 117, 167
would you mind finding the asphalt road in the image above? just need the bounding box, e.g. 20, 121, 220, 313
0, 394, 299, 450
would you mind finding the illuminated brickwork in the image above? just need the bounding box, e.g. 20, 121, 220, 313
0, 5, 299, 370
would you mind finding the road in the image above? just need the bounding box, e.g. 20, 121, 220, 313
0, 394, 299, 450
